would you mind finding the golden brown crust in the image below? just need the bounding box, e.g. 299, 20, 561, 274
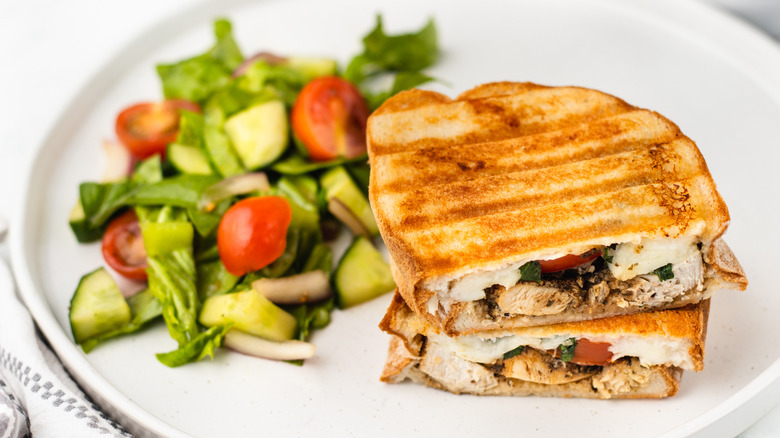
706, 239, 748, 290
367, 82, 738, 319
380, 336, 418, 383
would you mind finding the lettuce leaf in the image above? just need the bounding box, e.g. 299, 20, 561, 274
157, 19, 244, 104
147, 249, 200, 346
156, 323, 232, 367
344, 15, 439, 109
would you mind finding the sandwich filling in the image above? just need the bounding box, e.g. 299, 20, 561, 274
429, 330, 696, 370
425, 237, 706, 320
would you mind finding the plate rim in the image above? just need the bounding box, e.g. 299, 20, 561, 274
10, 0, 780, 436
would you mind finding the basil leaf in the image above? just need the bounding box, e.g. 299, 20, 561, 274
559, 338, 577, 362
652, 263, 674, 281
502, 346, 525, 360
602, 246, 613, 264
518, 261, 541, 282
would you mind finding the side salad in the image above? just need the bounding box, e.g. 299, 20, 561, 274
68, 16, 439, 367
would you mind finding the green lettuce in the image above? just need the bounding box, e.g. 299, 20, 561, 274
157, 19, 244, 104
156, 323, 232, 367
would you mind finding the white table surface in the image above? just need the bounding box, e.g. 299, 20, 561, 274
1, 0, 778, 436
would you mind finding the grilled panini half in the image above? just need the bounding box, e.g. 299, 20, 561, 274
367, 82, 746, 334
380, 292, 708, 399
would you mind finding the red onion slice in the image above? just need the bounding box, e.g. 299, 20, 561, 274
223, 330, 315, 360
197, 172, 270, 212
328, 198, 371, 237
101, 140, 134, 182
232, 52, 288, 78
251, 270, 330, 305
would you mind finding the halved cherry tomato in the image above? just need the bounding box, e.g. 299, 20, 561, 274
115, 100, 200, 159
569, 339, 614, 366
217, 196, 292, 276
101, 210, 148, 281
291, 76, 369, 161
538, 249, 602, 273
551, 338, 613, 366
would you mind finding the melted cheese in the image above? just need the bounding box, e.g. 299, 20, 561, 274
432, 332, 695, 370
608, 237, 699, 281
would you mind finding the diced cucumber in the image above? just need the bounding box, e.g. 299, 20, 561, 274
320, 166, 379, 236
224, 100, 288, 170
69, 268, 132, 344
69, 201, 103, 243
334, 236, 395, 308
287, 57, 337, 81
168, 143, 212, 175
140, 221, 193, 257
199, 289, 297, 341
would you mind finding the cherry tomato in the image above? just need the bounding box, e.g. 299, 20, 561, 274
550, 338, 613, 366
217, 196, 292, 276
115, 100, 200, 159
538, 249, 602, 273
101, 210, 148, 281
291, 76, 369, 161
569, 338, 614, 366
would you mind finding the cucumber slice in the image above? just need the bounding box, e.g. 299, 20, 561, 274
168, 143, 212, 175
69, 201, 103, 243
287, 57, 337, 81
224, 100, 289, 170
203, 124, 245, 177
69, 268, 132, 344
320, 166, 379, 236
199, 289, 297, 341
334, 236, 395, 308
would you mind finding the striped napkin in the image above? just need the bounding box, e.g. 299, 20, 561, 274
0, 260, 130, 438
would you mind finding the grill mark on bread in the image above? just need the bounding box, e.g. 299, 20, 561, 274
404, 183, 697, 275
376, 111, 678, 191
393, 141, 695, 229
367, 86, 633, 156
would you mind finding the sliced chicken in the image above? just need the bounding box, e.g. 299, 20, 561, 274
499, 348, 597, 384
495, 283, 575, 315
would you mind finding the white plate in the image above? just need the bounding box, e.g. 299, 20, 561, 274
10, 0, 780, 436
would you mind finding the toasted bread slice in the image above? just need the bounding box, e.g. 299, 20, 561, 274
379, 292, 707, 398
367, 82, 746, 330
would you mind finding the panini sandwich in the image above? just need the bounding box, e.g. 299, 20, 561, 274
380, 292, 708, 399
366, 82, 746, 335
